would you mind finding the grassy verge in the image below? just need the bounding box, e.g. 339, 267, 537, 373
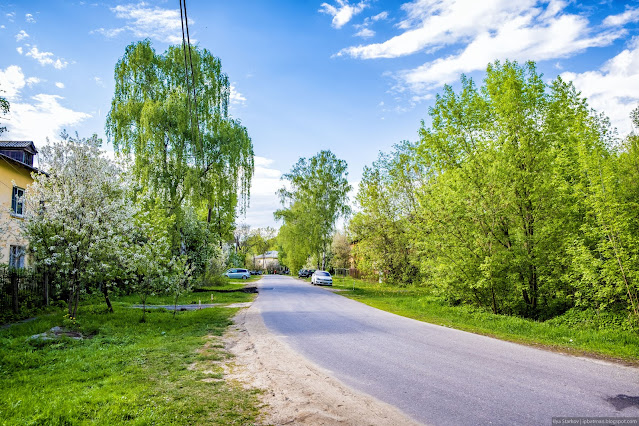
331, 276, 639, 364
113, 283, 254, 307
0, 293, 260, 424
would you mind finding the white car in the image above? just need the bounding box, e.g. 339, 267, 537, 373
225, 268, 250, 279
311, 270, 333, 286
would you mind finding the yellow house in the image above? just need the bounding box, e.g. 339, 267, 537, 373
0, 141, 38, 268
254, 251, 280, 270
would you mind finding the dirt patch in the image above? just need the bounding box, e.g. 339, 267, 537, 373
223, 305, 421, 426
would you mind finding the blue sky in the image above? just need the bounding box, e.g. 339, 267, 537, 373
1, 0, 639, 229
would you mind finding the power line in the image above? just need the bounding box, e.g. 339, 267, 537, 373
179, 0, 201, 156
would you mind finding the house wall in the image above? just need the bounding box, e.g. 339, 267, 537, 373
0, 158, 34, 266
255, 257, 279, 270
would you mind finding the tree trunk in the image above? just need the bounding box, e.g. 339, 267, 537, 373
67, 280, 75, 317
72, 283, 80, 318
102, 284, 114, 313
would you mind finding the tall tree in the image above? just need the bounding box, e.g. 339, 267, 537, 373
22, 134, 133, 317
414, 61, 608, 318
106, 40, 253, 250
330, 230, 351, 270
350, 141, 423, 283
275, 150, 351, 270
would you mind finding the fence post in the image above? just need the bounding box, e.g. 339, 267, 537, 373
43, 270, 49, 306
11, 271, 19, 314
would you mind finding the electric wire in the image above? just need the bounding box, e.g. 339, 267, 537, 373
178, 0, 201, 160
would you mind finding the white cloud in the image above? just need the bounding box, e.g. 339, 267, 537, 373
337, 0, 624, 92
243, 156, 283, 229
6, 12, 15, 22
372, 11, 388, 21
562, 39, 639, 138
401, 13, 620, 91
25, 13, 35, 24
0, 65, 27, 100
55, 82, 64, 89
91, 27, 125, 38
8, 94, 91, 144
26, 77, 41, 87
320, 0, 369, 29
355, 28, 375, 38
0, 66, 91, 143
603, 6, 639, 27
230, 84, 247, 106
94, 3, 185, 44
16, 47, 22, 55
25, 46, 69, 69
15, 30, 29, 42
94, 76, 104, 87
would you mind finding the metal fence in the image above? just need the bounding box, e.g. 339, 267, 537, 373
0, 267, 49, 318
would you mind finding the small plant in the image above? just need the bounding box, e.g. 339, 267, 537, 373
62, 313, 79, 330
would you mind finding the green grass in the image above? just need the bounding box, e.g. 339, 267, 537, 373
0, 296, 261, 425
331, 276, 639, 363
112, 283, 255, 307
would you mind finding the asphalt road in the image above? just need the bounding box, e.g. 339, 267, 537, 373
255, 274, 639, 425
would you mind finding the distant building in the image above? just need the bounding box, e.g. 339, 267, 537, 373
254, 250, 280, 271
0, 141, 39, 268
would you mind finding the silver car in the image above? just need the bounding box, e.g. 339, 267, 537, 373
225, 268, 250, 279
311, 270, 333, 286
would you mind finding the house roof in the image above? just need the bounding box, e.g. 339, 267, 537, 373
255, 251, 278, 260
0, 141, 38, 154
0, 152, 40, 174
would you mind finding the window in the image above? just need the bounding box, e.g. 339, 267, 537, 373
11, 186, 24, 216
9, 245, 25, 269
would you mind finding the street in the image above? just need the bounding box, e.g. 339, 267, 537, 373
255, 274, 639, 425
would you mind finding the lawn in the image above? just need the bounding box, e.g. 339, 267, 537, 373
0, 288, 261, 425
331, 276, 639, 364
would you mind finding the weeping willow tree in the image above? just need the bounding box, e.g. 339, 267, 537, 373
106, 40, 253, 250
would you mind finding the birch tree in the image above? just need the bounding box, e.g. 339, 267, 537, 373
275, 150, 351, 270
106, 40, 254, 250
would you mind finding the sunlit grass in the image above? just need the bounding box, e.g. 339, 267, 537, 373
0, 297, 260, 424
332, 277, 639, 363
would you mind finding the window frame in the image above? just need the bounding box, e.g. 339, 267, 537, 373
11, 185, 25, 217
9, 245, 26, 269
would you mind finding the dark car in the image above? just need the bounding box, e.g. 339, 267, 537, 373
298, 269, 312, 278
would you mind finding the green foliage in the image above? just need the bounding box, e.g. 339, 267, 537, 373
106, 40, 254, 251
330, 230, 351, 270
352, 59, 639, 323
275, 150, 351, 271
350, 141, 423, 284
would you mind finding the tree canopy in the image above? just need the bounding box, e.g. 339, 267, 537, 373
106, 39, 254, 249
351, 60, 639, 325
275, 150, 351, 271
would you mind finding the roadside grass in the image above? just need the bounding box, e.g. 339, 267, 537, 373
0, 297, 261, 425
111, 281, 256, 307
331, 276, 639, 363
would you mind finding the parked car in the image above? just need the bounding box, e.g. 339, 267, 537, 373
298, 269, 312, 278
311, 270, 333, 286
225, 268, 250, 279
